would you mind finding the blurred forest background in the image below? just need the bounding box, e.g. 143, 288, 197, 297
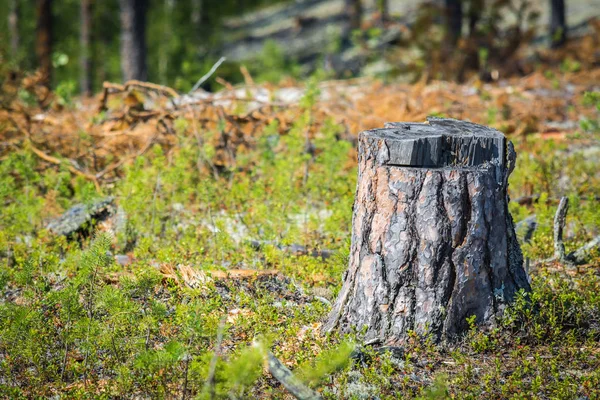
1, 0, 599, 95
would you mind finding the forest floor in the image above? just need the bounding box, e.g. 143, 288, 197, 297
1, 38, 600, 398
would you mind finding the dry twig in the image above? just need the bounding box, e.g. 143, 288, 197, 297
532, 196, 600, 267
95, 132, 158, 179
240, 65, 255, 86
27, 141, 101, 192
190, 56, 226, 93
99, 80, 179, 111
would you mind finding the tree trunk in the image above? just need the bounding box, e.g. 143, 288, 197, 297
378, 0, 388, 24
444, 0, 463, 48
119, 0, 148, 82
36, 0, 53, 87
159, 0, 175, 85
324, 118, 531, 344
467, 0, 483, 39
191, 0, 202, 26
9, 0, 20, 59
80, 0, 92, 96
346, 0, 362, 32
550, 0, 567, 48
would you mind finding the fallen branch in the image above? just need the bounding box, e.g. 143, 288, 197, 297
569, 235, 600, 264
99, 80, 179, 111
267, 352, 321, 400
532, 197, 600, 267
515, 215, 537, 243
553, 197, 569, 262
27, 141, 101, 192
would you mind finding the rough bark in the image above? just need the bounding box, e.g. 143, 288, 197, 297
9, 0, 20, 59
324, 117, 531, 344
119, 0, 148, 81
35, 0, 53, 87
80, 0, 92, 96
550, 0, 567, 48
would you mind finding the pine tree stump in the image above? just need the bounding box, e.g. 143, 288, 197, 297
325, 117, 531, 344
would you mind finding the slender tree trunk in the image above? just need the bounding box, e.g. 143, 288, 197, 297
324, 118, 531, 344
346, 0, 362, 31
467, 0, 483, 38
444, 0, 463, 47
9, 0, 20, 59
119, 0, 148, 82
95, 5, 111, 86
159, 0, 175, 85
379, 0, 388, 23
550, 0, 567, 48
191, 0, 202, 26
36, 0, 53, 87
80, 0, 92, 96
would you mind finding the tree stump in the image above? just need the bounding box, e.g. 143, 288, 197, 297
324, 117, 531, 344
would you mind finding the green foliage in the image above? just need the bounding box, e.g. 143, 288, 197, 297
0, 93, 359, 396
251, 40, 302, 84
560, 57, 582, 74
418, 375, 450, 399
223, 341, 266, 396
55, 80, 77, 106
297, 341, 354, 386
581, 91, 600, 133
0, 0, 291, 92
1, 82, 600, 398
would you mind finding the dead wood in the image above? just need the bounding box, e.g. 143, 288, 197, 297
569, 235, 600, 264
553, 197, 569, 262
28, 141, 101, 192
99, 79, 178, 111
325, 117, 531, 344
267, 352, 321, 400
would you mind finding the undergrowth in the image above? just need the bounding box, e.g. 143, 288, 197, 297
1, 85, 599, 398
